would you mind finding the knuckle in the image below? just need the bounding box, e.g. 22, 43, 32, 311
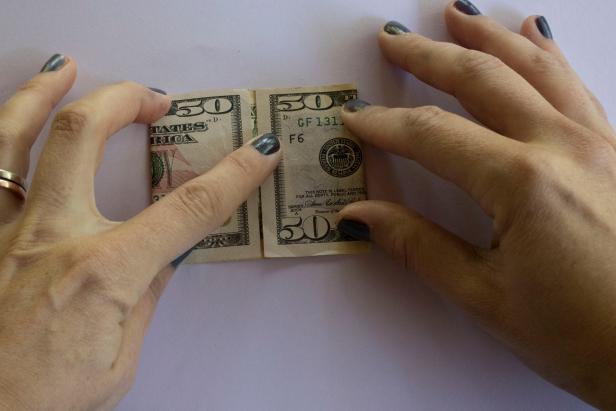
75, 245, 137, 310
405, 106, 445, 133
116, 80, 140, 89
358, 106, 387, 125
16, 79, 50, 104
225, 151, 256, 178
173, 180, 226, 223
3, 221, 60, 266
110, 80, 143, 95
0, 123, 18, 149
398, 106, 446, 148
510, 152, 546, 181
584, 87, 609, 119
575, 137, 615, 168
400, 36, 425, 67
457, 50, 506, 79
530, 50, 566, 76
508, 151, 557, 198
475, 25, 507, 51
77, 246, 120, 283
388, 218, 422, 274
52, 103, 94, 137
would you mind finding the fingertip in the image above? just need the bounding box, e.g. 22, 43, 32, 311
341, 100, 379, 136
443, 0, 473, 32
148, 87, 167, 95
450, 0, 482, 16
443, 5, 464, 41
338, 199, 371, 221
34, 54, 76, 82
340, 104, 392, 146
338, 200, 399, 226
377, 26, 409, 49
156, 95, 173, 121
444, 0, 460, 19
337, 201, 376, 242
443, 4, 502, 48
340, 102, 381, 141
535, 16, 554, 40
248, 132, 282, 157
342, 99, 372, 114
338, 219, 371, 242
8, 55, 77, 114
153, 90, 173, 118
40, 53, 67, 73
65, 56, 78, 80
377, 30, 434, 71
382, 21, 412, 35
520, 15, 544, 40
520, 15, 561, 54
226, 133, 282, 181
338, 201, 414, 247
377, 27, 394, 49
135, 84, 172, 123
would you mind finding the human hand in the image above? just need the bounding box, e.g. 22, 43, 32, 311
338, 2, 616, 408
0, 55, 281, 410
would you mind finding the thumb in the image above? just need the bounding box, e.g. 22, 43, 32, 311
338, 200, 497, 312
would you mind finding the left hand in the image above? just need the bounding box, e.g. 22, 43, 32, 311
0, 57, 281, 410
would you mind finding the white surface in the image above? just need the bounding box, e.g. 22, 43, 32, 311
1, 0, 612, 410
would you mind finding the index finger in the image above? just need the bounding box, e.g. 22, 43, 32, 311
341, 102, 523, 213
104, 133, 281, 294
0, 54, 76, 177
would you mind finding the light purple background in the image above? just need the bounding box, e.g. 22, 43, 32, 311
1, 0, 612, 410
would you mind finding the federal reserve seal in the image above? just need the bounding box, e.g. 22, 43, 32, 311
319, 138, 362, 178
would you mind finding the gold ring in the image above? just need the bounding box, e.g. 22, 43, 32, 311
0, 179, 26, 200
0, 169, 26, 189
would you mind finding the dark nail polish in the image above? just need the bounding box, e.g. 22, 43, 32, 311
171, 248, 193, 268
149, 87, 167, 95
343, 99, 371, 113
384, 21, 411, 35
535, 16, 553, 39
338, 219, 371, 242
251, 133, 280, 155
40, 53, 66, 73
454, 0, 481, 15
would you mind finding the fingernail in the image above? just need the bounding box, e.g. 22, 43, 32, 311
384, 21, 411, 35
454, 0, 481, 15
171, 248, 193, 268
343, 99, 371, 113
535, 16, 553, 40
40, 53, 67, 73
149, 87, 167, 95
338, 219, 371, 242
251, 133, 280, 155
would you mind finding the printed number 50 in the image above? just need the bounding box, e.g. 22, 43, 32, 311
279, 216, 331, 241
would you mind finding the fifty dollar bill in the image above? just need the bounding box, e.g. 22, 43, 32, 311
149, 85, 368, 263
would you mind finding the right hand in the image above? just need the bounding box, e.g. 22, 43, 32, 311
339, 3, 616, 408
